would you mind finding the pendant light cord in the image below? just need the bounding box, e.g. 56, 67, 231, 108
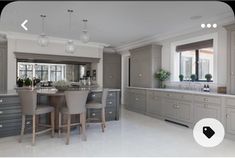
68, 10, 73, 38
40, 14, 46, 34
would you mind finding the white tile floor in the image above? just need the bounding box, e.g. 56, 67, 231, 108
1, 108, 235, 157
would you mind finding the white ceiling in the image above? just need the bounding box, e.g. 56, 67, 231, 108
0, 1, 234, 49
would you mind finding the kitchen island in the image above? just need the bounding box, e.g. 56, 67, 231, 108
0, 88, 120, 138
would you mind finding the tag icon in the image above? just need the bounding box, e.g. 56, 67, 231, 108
203, 126, 215, 139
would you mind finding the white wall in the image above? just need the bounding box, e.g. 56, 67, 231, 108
6, 32, 104, 90
159, 27, 227, 87
120, 27, 228, 96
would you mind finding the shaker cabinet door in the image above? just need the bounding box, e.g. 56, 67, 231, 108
226, 108, 235, 135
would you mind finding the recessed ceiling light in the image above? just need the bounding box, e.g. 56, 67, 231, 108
190, 15, 202, 20
213, 24, 217, 28
207, 24, 211, 28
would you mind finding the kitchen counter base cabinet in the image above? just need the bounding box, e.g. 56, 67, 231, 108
125, 89, 146, 115
87, 91, 120, 121
0, 95, 33, 138
146, 91, 162, 119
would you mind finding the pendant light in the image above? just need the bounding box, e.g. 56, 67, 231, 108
38, 14, 49, 47
80, 19, 90, 43
65, 9, 75, 53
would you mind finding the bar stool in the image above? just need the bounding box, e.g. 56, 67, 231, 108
86, 89, 109, 132
58, 90, 89, 145
17, 90, 55, 146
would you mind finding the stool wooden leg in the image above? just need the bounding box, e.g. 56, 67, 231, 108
32, 114, 36, 146
66, 114, 71, 145
19, 115, 25, 143
51, 111, 55, 138
101, 108, 105, 132
80, 112, 87, 141
58, 112, 62, 137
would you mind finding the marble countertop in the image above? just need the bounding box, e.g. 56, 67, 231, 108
0, 88, 120, 97
127, 86, 235, 98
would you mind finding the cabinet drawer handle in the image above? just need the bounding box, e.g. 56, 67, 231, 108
0, 99, 2, 103
109, 111, 113, 114
92, 113, 96, 116
0, 111, 3, 114
109, 93, 113, 96
135, 98, 139, 101
204, 98, 208, 102
0, 124, 3, 128
92, 94, 96, 97
26, 121, 31, 125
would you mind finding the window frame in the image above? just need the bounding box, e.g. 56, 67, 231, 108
179, 49, 213, 82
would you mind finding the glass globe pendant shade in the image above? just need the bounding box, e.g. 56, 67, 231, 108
38, 34, 49, 47
65, 40, 75, 53
80, 30, 90, 43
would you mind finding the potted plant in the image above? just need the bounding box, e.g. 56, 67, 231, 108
16, 77, 24, 87
179, 74, 184, 82
154, 69, 170, 88
205, 74, 212, 82
33, 78, 41, 86
24, 78, 32, 87
190, 74, 197, 82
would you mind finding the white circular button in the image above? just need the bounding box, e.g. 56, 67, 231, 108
193, 118, 224, 147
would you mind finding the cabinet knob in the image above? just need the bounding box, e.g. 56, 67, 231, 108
0, 111, 3, 114
26, 121, 31, 125
138, 73, 142, 77
135, 98, 139, 101
0, 99, 2, 103
0, 124, 2, 128
109, 111, 113, 114
92, 113, 96, 116
109, 101, 112, 104
92, 94, 96, 97
109, 93, 113, 96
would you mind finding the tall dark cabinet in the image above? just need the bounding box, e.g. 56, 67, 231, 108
129, 44, 162, 88
0, 35, 7, 93
103, 53, 121, 89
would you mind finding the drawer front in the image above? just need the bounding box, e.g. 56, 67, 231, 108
226, 98, 235, 106
0, 128, 21, 138
107, 92, 116, 100
0, 106, 21, 117
106, 99, 116, 108
129, 89, 146, 95
0, 96, 20, 105
194, 95, 221, 104
0, 119, 21, 129
87, 92, 102, 102
88, 109, 101, 120
134, 93, 146, 109
105, 108, 116, 121
163, 92, 192, 101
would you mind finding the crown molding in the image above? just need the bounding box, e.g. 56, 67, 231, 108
116, 11, 234, 52
0, 31, 108, 49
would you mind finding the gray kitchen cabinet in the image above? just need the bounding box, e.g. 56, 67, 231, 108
162, 92, 193, 124
87, 90, 120, 121
0, 95, 32, 138
225, 23, 235, 94
146, 91, 162, 118
125, 88, 146, 114
193, 102, 221, 123
129, 44, 162, 88
103, 53, 121, 89
0, 36, 7, 94
226, 108, 235, 135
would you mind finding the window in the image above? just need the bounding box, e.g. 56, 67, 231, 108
17, 62, 66, 81
18, 63, 33, 79
50, 65, 63, 81
177, 39, 213, 81
35, 64, 48, 81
